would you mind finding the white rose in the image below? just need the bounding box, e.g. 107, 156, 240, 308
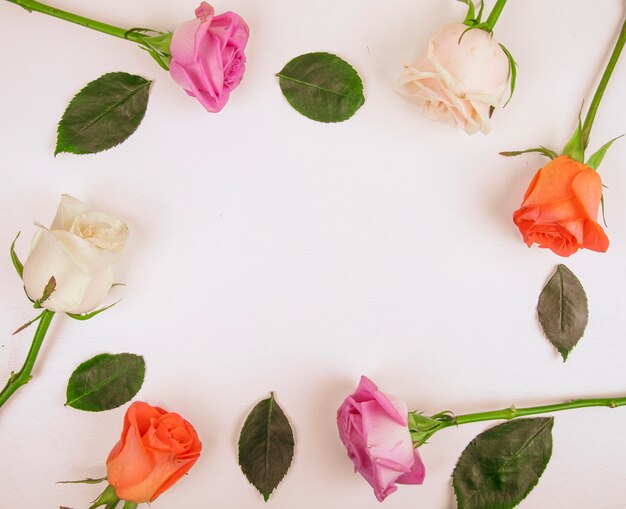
398, 22, 511, 134
22, 195, 129, 314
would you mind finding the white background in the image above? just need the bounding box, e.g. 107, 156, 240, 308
1, 0, 626, 508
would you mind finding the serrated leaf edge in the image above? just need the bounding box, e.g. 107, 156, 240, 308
55, 72, 152, 156
453, 418, 554, 509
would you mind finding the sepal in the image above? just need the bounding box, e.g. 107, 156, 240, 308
586, 135, 623, 170
10, 232, 23, 280
127, 28, 172, 70
563, 111, 585, 162
58, 477, 108, 485
33, 276, 56, 309
88, 485, 120, 509
459, 0, 485, 27
499, 43, 517, 107
66, 300, 121, 321
13, 311, 44, 335
500, 146, 558, 159
408, 411, 453, 447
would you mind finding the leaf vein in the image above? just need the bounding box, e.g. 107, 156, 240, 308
61, 81, 150, 147
463, 419, 552, 505
277, 74, 354, 99
67, 361, 136, 406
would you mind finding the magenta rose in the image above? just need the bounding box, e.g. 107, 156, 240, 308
337, 376, 425, 501
169, 2, 249, 112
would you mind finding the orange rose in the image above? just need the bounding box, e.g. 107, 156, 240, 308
106, 401, 202, 503
513, 155, 609, 257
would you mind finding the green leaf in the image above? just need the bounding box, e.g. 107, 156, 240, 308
66, 353, 145, 412
453, 418, 554, 509
499, 146, 558, 160
277, 52, 365, 123
66, 300, 121, 321
498, 44, 517, 107
10, 232, 23, 279
56, 72, 152, 155
586, 135, 623, 170
538, 264, 588, 361
562, 113, 585, 162
238, 393, 295, 501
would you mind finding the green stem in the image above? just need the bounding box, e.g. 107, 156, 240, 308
0, 310, 55, 409
442, 396, 626, 428
4, 0, 144, 44
581, 16, 626, 148
485, 0, 508, 31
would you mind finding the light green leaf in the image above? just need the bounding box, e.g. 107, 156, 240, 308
586, 135, 623, 170
538, 265, 588, 361
238, 393, 295, 501
56, 72, 152, 155
453, 418, 554, 509
562, 114, 585, 162
66, 353, 145, 412
500, 146, 558, 159
10, 232, 23, 280
278, 52, 365, 123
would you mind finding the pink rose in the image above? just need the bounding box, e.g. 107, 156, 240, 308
337, 376, 425, 501
169, 2, 249, 112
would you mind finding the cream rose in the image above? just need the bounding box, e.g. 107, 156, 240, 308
22, 195, 128, 314
398, 22, 510, 134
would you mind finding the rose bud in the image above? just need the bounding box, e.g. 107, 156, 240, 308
337, 376, 425, 501
398, 23, 510, 134
513, 155, 609, 257
106, 401, 202, 504
22, 194, 128, 314
169, 2, 249, 112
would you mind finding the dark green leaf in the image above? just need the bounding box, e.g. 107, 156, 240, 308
498, 44, 517, 107
563, 113, 585, 162
66, 300, 121, 321
56, 72, 152, 155
500, 146, 558, 159
453, 418, 554, 509
66, 353, 145, 411
10, 232, 23, 279
538, 264, 588, 361
586, 135, 623, 170
58, 477, 107, 485
238, 393, 294, 501
277, 52, 364, 123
